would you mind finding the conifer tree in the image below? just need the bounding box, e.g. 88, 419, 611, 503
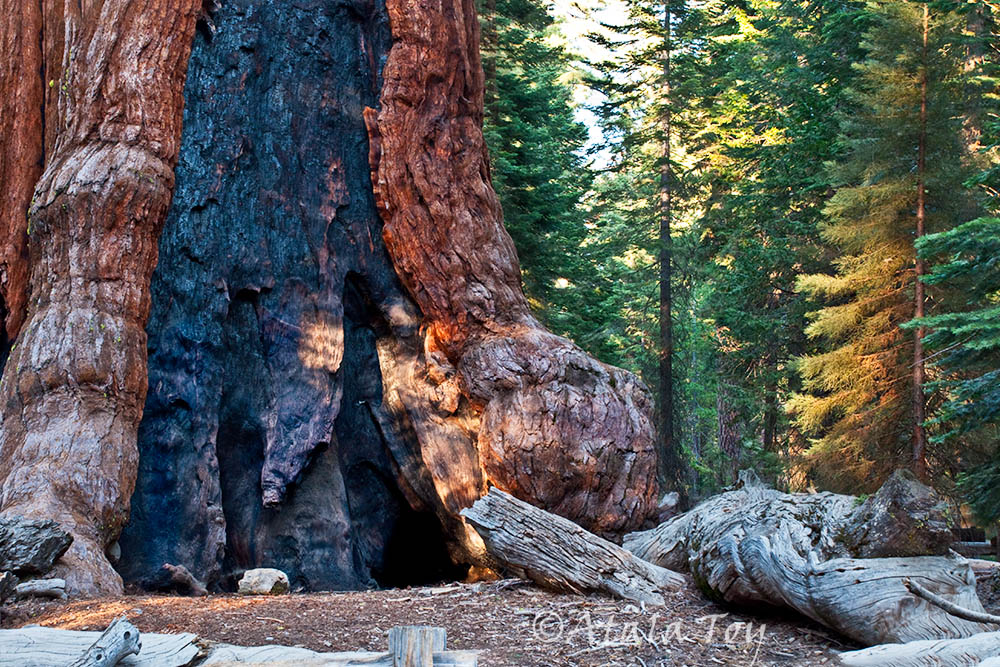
790, 0, 977, 491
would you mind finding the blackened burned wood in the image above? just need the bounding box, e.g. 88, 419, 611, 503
838, 631, 1000, 666
461, 488, 685, 606
68, 617, 140, 667
954, 542, 997, 558
625, 470, 992, 645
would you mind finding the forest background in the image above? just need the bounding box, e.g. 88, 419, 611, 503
478, 0, 1000, 527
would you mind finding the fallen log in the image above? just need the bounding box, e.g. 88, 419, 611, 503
201, 626, 478, 665
0, 626, 198, 667
461, 488, 685, 606
837, 631, 1000, 666
625, 470, 993, 645
68, 617, 140, 667
15, 578, 66, 600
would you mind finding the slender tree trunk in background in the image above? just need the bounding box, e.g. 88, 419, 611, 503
912, 5, 930, 481
763, 291, 779, 454
659, 1, 683, 495
0, 0, 200, 596
963, 3, 987, 149
481, 0, 498, 128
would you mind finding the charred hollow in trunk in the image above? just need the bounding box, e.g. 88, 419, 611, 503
117, 0, 473, 591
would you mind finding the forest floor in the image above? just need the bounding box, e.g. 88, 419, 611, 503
2, 574, 998, 666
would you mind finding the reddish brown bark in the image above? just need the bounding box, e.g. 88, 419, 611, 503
365, 0, 659, 534
912, 4, 930, 481
0, 0, 44, 344
0, 0, 200, 596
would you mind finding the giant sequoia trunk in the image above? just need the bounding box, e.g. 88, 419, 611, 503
0, 0, 659, 596
0, 0, 201, 595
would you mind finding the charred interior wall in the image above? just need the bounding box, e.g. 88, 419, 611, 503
118, 0, 462, 591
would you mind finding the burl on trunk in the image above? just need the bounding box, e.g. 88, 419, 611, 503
365, 0, 658, 536
0, 1, 201, 595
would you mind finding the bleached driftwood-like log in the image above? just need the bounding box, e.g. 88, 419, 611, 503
625, 470, 993, 645
461, 488, 685, 606
0, 626, 198, 666
15, 577, 66, 599
389, 626, 446, 667
837, 631, 1000, 666
68, 617, 140, 667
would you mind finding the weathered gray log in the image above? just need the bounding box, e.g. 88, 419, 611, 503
68, 617, 140, 667
625, 470, 992, 645
0, 627, 198, 667
15, 577, 66, 599
838, 631, 1000, 666
0, 516, 72, 574
201, 646, 479, 666
389, 626, 446, 667
461, 488, 685, 606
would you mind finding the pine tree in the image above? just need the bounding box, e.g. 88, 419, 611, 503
790, 0, 978, 491
479, 0, 592, 317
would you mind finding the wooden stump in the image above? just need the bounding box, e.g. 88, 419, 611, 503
389, 626, 447, 667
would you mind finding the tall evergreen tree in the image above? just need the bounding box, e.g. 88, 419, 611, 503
790, 0, 978, 491
479, 0, 593, 316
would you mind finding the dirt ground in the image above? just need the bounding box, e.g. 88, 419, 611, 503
2, 573, 997, 666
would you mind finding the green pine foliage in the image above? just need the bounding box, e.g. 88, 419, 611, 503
480, 0, 593, 320
790, 1, 978, 491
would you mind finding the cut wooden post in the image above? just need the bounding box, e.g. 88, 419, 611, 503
68, 617, 140, 667
388, 626, 446, 667
461, 488, 685, 606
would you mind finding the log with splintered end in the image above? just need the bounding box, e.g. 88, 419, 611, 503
625, 470, 993, 646
68, 617, 140, 667
461, 488, 685, 606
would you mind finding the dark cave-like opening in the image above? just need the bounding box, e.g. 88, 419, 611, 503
210, 276, 466, 592
373, 505, 470, 589
340, 272, 467, 589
